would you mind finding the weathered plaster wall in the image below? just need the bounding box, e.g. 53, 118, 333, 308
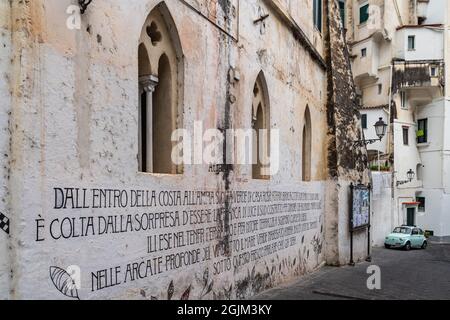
324, 0, 371, 266
2, 0, 337, 300
276, 0, 325, 56
395, 27, 444, 61
0, 0, 12, 300
371, 172, 392, 246
0, 0, 370, 299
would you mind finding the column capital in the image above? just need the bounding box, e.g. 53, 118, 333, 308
139, 75, 159, 93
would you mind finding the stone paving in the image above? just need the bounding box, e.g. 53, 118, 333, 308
254, 244, 450, 300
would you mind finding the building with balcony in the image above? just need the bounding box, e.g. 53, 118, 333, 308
345, 0, 450, 239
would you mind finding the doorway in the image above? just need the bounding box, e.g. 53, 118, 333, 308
407, 208, 416, 226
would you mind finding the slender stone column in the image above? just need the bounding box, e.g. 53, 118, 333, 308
139, 75, 159, 172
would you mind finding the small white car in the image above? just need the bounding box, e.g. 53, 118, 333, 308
384, 226, 428, 250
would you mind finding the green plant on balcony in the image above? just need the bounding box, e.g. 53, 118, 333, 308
370, 164, 391, 172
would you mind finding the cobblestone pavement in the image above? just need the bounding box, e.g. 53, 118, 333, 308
254, 244, 450, 300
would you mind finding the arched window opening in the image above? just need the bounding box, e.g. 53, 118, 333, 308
302, 106, 312, 181
138, 44, 155, 173
152, 54, 173, 174
137, 2, 183, 174
252, 73, 270, 180
416, 163, 424, 181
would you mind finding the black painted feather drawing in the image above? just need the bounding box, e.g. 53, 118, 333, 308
49, 266, 80, 300
181, 285, 191, 300
167, 280, 174, 300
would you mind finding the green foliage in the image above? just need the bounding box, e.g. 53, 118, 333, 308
370, 164, 391, 172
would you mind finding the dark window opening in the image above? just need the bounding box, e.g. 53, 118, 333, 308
140, 91, 148, 172
408, 35, 416, 51
313, 0, 322, 32
361, 48, 367, 57
339, 0, 346, 27
403, 127, 409, 145
430, 66, 437, 77
417, 119, 428, 144
417, 197, 426, 212
401, 91, 407, 109
361, 114, 367, 129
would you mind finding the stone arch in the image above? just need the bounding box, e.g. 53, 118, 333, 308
252, 71, 271, 180
302, 105, 312, 181
137, 1, 184, 174
138, 44, 151, 77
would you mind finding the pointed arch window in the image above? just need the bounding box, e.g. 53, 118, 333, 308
302, 106, 312, 181
137, 2, 184, 174
252, 72, 270, 180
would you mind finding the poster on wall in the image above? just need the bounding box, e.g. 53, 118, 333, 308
350, 184, 370, 231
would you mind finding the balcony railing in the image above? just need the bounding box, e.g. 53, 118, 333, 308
392, 60, 444, 93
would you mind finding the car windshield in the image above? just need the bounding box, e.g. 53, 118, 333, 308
393, 227, 411, 234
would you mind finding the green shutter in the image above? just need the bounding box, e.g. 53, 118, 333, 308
360, 4, 369, 24
361, 114, 367, 129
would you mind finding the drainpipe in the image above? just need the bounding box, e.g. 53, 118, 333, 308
446, 1, 450, 99
388, 61, 394, 234
393, 0, 403, 27
388, 62, 393, 159
442, 0, 450, 235
414, 0, 418, 24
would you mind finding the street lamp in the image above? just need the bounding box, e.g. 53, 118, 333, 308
374, 117, 388, 140
407, 169, 415, 181
354, 117, 388, 147
396, 169, 415, 186
79, 0, 93, 14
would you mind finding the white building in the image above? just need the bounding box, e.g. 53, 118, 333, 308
345, 0, 450, 239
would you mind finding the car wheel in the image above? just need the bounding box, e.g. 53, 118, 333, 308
385, 244, 391, 249
404, 242, 411, 251
421, 241, 428, 249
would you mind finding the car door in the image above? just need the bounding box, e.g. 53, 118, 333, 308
418, 229, 426, 246
411, 228, 420, 247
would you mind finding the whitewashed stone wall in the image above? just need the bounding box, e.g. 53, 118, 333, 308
371, 172, 393, 247
34, 184, 325, 300
1, 0, 336, 300
0, 0, 12, 300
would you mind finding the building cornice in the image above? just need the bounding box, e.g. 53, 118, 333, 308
396, 24, 444, 30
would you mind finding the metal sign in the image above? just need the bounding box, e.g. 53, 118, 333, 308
350, 184, 370, 231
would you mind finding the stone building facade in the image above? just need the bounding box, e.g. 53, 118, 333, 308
0, 0, 369, 300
